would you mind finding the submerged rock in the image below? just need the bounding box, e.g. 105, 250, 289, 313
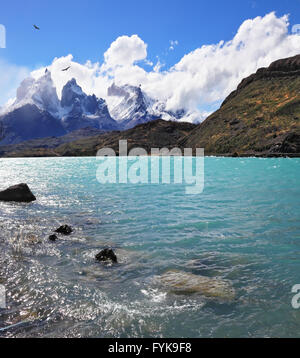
26, 233, 42, 245
0, 183, 36, 203
49, 234, 58, 242
95, 248, 118, 263
156, 270, 235, 300
55, 225, 73, 235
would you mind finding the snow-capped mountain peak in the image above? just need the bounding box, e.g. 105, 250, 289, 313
61, 78, 85, 108
107, 83, 148, 124
0, 75, 187, 145
14, 69, 60, 117
107, 83, 186, 129
0, 74, 119, 145
60, 78, 118, 132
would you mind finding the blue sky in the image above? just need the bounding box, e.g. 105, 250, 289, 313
1, 0, 299, 70
0, 0, 300, 118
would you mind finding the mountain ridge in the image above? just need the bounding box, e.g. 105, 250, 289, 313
222, 54, 300, 106
180, 54, 300, 156
0, 71, 186, 145
1, 54, 299, 157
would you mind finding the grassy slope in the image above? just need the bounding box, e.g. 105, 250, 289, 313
181, 59, 300, 155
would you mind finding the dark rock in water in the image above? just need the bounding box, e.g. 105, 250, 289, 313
49, 234, 58, 242
0, 183, 36, 202
95, 248, 118, 263
55, 225, 73, 235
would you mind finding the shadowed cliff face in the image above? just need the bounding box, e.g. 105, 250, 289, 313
181, 54, 300, 156
60, 79, 119, 132
0, 104, 67, 145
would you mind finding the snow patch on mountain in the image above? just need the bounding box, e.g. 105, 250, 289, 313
0, 70, 189, 145
60, 78, 118, 132
9, 69, 61, 117
107, 83, 186, 129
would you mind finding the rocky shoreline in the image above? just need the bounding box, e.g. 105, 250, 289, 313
0, 152, 299, 158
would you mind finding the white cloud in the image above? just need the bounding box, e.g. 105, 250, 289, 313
157, 12, 300, 113
153, 57, 164, 73
103, 34, 148, 69
169, 40, 179, 51
31, 54, 105, 99
2, 12, 300, 122
0, 59, 29, 110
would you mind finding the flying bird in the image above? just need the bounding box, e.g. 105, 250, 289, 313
62, 66, 71, 72
33, 24, 40, 30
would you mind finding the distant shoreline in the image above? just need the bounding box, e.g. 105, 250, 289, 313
0, 153, 299, 159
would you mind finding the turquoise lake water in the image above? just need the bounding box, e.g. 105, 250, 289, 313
0, 157, 299, 338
